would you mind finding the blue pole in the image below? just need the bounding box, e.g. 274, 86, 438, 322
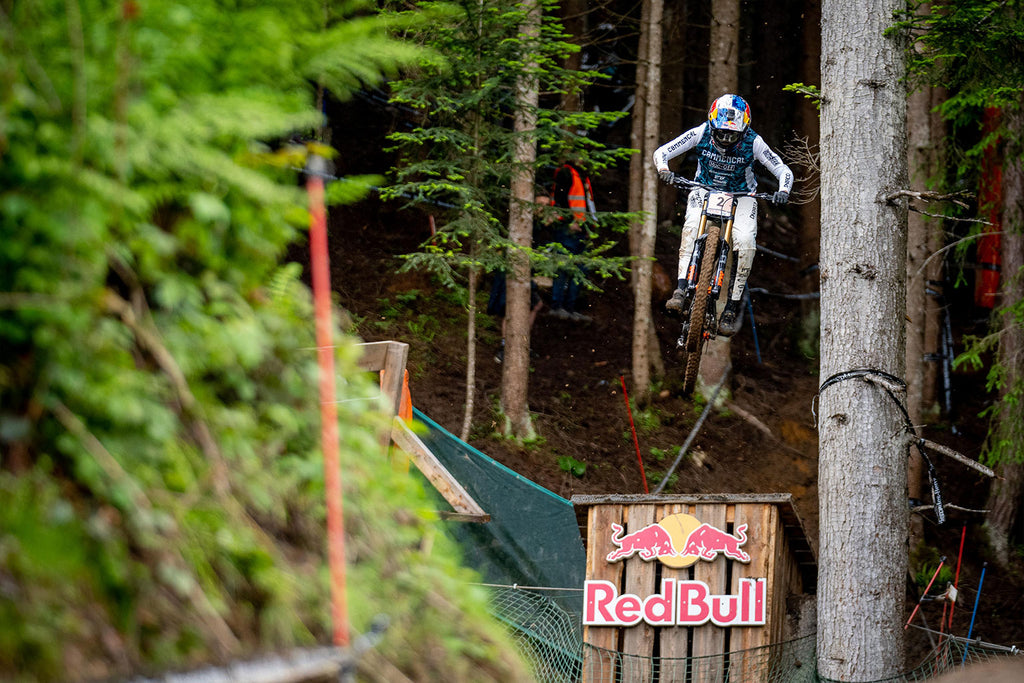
745, 294, 762, 364
961, 563, 987, 666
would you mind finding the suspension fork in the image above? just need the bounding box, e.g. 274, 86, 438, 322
710, 208, 737, 299
683, 212, 711, 295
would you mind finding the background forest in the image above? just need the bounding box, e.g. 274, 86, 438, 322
2, 0, 1023, 682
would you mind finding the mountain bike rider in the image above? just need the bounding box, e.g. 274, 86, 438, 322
653, 93, 794, 336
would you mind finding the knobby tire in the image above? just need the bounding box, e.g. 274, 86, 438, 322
682, 221, 720, 395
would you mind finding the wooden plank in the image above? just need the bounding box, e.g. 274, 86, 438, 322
572, 493, 796, 506
380, 344, 408, 417
356, 341, 410, 452
437, 511, 490, 523
582, 505, 624, 683
390, 418, 488, 521
732, 502, 776, 679
620, 504, 656, 683
656, 502, 690, 677
770, 510, 789, 645
691, 503, 728, 683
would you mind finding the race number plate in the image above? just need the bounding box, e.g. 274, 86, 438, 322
706, 192, 734, 219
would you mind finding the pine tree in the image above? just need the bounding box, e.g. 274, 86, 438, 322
382, 0, 633, 439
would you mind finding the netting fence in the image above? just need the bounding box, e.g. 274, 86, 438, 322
488, 585, 1021, 683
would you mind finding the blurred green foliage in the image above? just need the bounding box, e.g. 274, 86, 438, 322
0, 1, 527, 680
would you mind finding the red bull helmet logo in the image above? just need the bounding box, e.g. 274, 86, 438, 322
605, 513, 751, 567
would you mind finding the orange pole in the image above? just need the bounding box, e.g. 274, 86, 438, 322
308, 156, 349, 646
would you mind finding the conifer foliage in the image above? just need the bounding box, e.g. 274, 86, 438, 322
0, 1, 527, 680
381, 0, 633, 437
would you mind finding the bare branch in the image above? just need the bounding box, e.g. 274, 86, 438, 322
913, 231, 1006, 281
903, 433, 997, 479
781, 134, 820, 206
885, 188, 974, 209
911, 503, 989, 515
104, 289, 232, 497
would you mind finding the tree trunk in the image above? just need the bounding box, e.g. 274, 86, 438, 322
460, 262, 479, 441
559, 0, 585, 113
628, 0, 650, 268
630, 0, 663, 403
500, 0, 541, 440
818, 0, 909, 678
920, 87, 946, 420
699, 0, 740, 397
796, 0, 822, 405
983, 96, 1024, 567
905, 45, 943, 547
707, 0, 739, 98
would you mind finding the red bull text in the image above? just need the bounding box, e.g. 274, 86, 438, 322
584, 577, 767, 627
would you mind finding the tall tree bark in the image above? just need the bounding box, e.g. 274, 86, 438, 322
818, 0, 909, 678
905, 63, 944, 546
699, 0, 740, 396
500, 0, 542, 440
984, 97, 1024, 567
628, 0, 665, 394
707, 0, 739, 98
630, 0, 664, 403
628, 0, 650, 273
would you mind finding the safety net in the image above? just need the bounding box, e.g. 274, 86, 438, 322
410, 409, 586, 598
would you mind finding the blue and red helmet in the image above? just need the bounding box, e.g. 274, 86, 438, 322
708, 94, 751, 148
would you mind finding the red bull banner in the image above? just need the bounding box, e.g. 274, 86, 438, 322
586, 512, 767, 628
584, 577, 766, 627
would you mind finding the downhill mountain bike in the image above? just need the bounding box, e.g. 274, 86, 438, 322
670, 178, 773, 395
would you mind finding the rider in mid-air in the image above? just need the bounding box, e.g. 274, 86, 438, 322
653, 93, 794, 336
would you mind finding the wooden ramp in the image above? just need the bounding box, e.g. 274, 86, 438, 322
357, 341, 488, 523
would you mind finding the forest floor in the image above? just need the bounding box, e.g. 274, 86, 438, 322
332, 191, 1023, 671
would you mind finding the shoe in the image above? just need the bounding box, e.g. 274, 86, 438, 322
548, 308, 571, 320
568, 311, 592, 323
494, 347, 504, 364
666, 288, 688, 313
717, 300, 742, 337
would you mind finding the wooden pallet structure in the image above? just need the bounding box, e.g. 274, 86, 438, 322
356, 341, 488, 523
571, 493, 816, 682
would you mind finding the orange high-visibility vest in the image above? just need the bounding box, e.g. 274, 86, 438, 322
559, 164, 597, 223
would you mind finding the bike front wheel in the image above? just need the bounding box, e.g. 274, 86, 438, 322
681, 221, 721, 395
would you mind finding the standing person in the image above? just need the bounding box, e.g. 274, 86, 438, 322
653, 93, 793, 336
547, 159, 597, 322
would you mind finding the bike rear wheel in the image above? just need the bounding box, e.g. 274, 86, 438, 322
681, 222, 721, 395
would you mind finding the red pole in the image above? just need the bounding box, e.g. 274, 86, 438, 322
308, 156, 349, 647
620, 376, 649, 493
947, 523, 968, 632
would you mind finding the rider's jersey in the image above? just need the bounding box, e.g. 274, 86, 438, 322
653, 123, 794, 195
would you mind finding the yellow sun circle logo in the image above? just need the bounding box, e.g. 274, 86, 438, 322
658, 513, 702, 568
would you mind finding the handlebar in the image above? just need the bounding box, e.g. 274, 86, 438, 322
670, 176, 774, 201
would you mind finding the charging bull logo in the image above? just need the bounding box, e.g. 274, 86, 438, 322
605, 513, 751, 568
606, 523, 677, 562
